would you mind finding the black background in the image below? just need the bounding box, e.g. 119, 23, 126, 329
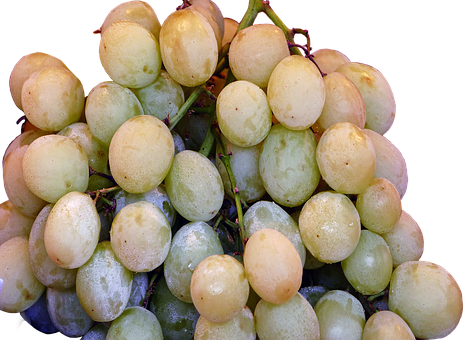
0, 0, 465, 339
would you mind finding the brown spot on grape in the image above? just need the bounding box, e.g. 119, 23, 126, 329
259, 232, 266, 241
362, 76, 373, 86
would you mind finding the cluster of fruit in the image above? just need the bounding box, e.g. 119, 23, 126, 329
0, 0, 462, 339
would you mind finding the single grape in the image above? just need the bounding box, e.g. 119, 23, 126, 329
389, 261, 463, 339
255, 292, 320, 340
99, 21, 162, 88
222, 18, 239, 46
109, 115, 174, 194
267, 55, 325, 130
126, 272, 149, 308
311, 48, 350, 74
0, 200, 35, 248
362, 310, 415, 340
44, 191, 100, 269
2, 129, 50, 166
190, 254, 249, 323
20, 290, 58, 334
243, 228, 302, 305
106, 306, 163, 340
81, 323, 109, 340
164, 221, 223, 303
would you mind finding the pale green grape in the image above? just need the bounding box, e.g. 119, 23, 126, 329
99, 21, 161, 88
259, 124, 320, 207
100, 0, 161, 40
312, 71, 366, 134
243, 228, 302, 305
312, 48, 350, 75
215, 135, 265, 203
110, 201, 171, 272
341, 230, 392, 295
76, 241, 133, 322
164, 150, 224, 222
106, 306, 163, 340
0, 200, 35, 247
254, 292, 320, 340
131, 70, 185, 122
21, 66, 84, 131
29, 204, 77, 289
126, 272, 148, 308
113, 184, 177, 228
267, 55, 325, 130
243, 200, 306, 266
299, 191, 361, 263
159, 8, 218, 87
9, 52, 68, 111
216, 80, 272, 147
190, 254, 249, 323
58, 122, 111, 191
149, 275, 200, 340
46, 286, 93, 337
380, 210, 424, 267
362, 310, 415, 340
363, 128, 408, 198
164, 221, 223, 303
314, 290, 366, 340
356, 177, 402, 234
0, 236, 45, 313
316, 122, 376, 194
109, 115, 174, 194
336, 62, 395, 135
389, 261, 463, 339
22, 134, 89, 203
229, 24, 290, 88
194, 306, 255, 340
2, 129, 50, 166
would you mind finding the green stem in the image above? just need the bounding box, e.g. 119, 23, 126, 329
168, 85, 207, 131
237, 0, 265, 33
198, 106, 217, 158
141, 266, 163, 309
264, 4, 302, 56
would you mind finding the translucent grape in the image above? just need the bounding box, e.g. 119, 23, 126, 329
106, 306, 163, 340
362, 310, 415, 340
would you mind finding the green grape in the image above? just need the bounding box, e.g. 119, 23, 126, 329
76, 241, 133, 322
85, 81, 144, 146
2, 145, 47, 217
229, 24, 290, 88
298, 286, 330, 308
21, 66, 84, 131
113, 184, 177, 228
215, 134, 265, 203
363, 128, 408, 198
99, 1, 161, 40
356, 177, 402, 234
341, 230, 392, 295
44, 191, 100, 269
164, 221, 223, 303
216, 80, 272, 147
362, 310, 415, 340
82, 323, 109, 340
159, 8, 218, 87
336, 62, 395, 135
267, 55, 325, 130
149, 275, 200, 340
299, 191, 361, 263
0, 200, 35, 247
0, 236, 45, 313
258, 124, 320, 207
312, 71, 366, 134
130, 70, 185, 122
316, 122, 376, 194
191, 0, 225, 42
58, 122, 111, 191
164, 150, 224, 222
254, 292, 320, 340
9, 52, 68, 111
110, 201, 171, 272
389, 261, 463, 339
28, 204, 77, 289
99, 21, 161, 88
109, 115, 174, 194
243, 228, 302, 305
314, 290, 366, 340
106, 306, 163, 340
46, 286, 93, 337
190, 254, 249, 323
126, 272, 148, 308
243, 200, 306, 266
312, 48, 350, 75
380, 210, 424, 267
2, 129, 50, 166
22, 134, 89, 203
194, 306, 255, 340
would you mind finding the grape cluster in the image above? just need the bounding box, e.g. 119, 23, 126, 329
0, 1, 463, 339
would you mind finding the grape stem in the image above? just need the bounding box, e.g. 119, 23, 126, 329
88, 166, 117, 185
141, 266, 163, 309
198, 105, 217, 158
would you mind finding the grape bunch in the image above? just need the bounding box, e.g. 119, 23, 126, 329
0, 0, 463, 340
